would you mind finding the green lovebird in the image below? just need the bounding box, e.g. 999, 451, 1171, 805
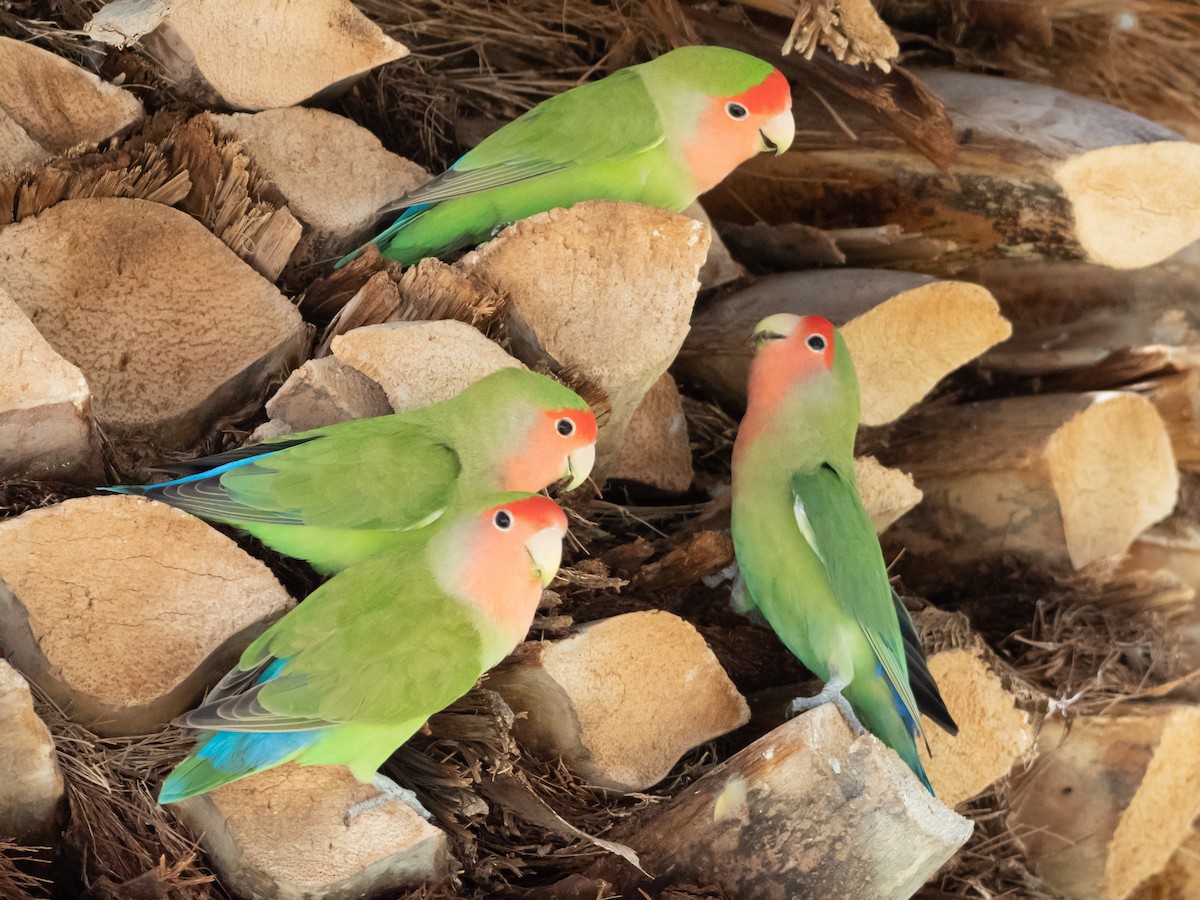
730, 314, 957, 792
159, 492, 568, 804
339, 44, 795, 267
106, 368, 596, 574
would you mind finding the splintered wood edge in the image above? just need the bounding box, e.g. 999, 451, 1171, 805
842, 280, 1012, 426
1057, 142, 1200, 270
917, 649, 1035, 807
1045, 393, 1178, 568
1105, 707, 1200, 899
854, 455, 922, 533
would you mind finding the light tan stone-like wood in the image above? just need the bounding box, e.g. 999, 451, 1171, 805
855, 455, 922, 533
85, 0, 407, 111
1135, 824, 1200, 899
879, 392, 1178, 570
1122, 519, 1200, 679
331, 320, 521, 413
587, 703, 972, 898
461, 201, 708, 472
1010, 707, 1200, 900
0, 659, 64, 842
175, 764, 449, 900
678, 269, 1011, 424
0, 197, 308, 449
0, 36, 143, 172
916, 649, 1035, 806
709, 71, 1200, 270
264, 355, 392, 433
605, 373, 694, 493
0, 287, 99, 481
490, 610, 749, 792
683, 200, 745, 290
213, 108, 429, 269
0, 495, 294, 736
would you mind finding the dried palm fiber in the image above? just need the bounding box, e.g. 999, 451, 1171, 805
876, 0, 1200, 141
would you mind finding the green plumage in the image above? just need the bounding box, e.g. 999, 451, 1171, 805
731, 325, 955, 791
107, 368, 586, 574
159, 493, 543, 802
342, 46, 781, 266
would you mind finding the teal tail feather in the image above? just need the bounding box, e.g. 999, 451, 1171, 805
159, 729, 317, 804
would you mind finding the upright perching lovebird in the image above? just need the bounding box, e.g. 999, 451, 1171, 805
106, 368, 596, 574
159, 492, 568, 804
339, 44, 795, 267
730, 314, 957, 791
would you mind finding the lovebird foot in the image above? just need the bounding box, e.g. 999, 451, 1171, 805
786, 672, 865, 736
344, 772, 432, 825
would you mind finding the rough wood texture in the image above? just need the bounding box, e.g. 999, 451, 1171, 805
684, 200, 745, 290
1135, 821, 1200, 900
1010, 707, 1200, 900
0, 659, 64, 843
587, 703, 972, 898
855, 455, 923, 532
461, 201, 708, 472
679, 269, 1010, 424
0, 36, 143, 173
264, 355, 392, 433
917, 648, 1035, 806
877, 392, 1178, 570
212, 108, 429, 271
0, 197, 308, 449
1122, 518, 1200, 679
330, 320, 521, 412
605, 373, 694, 493
0, 495, 294, 736
489, 610, 749, 792
0, 287, 99, 482
706, 71, 1200, 270
175, 765, 449, 900
85, 0, 408, 111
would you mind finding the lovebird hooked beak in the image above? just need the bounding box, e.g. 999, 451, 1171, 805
564, 443, 597, 491
526, 525, 566, 588
759, 108, 795, 156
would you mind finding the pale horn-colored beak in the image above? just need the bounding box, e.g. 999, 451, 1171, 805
526, 526, 566, 588
563, 443, 596, 491
759, 109, 795, 156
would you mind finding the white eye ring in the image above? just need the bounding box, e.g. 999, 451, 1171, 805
806, 334, 827, 352
556, 417, 575, 437
493, 510, 513, 530
725, 101, 749, 120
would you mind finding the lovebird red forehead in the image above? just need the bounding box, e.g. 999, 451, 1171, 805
729, 68, 791, 114
547, 407, 598, 443
488, 494, 568, 532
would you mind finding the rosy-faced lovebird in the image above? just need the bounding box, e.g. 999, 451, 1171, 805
730, 314, 957, 792
106, 368, 596, 574
158, 492, 568, 804
339, 44, 795, 267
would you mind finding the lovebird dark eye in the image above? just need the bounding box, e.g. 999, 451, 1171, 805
556, 417, 575, 437
806, 334, 827, 352
726, 102, 749, 120
493, 510, 513, 530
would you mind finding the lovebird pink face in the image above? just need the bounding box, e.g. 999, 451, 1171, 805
736, 314, 838, 450
506, 406, 598, 493
456, 494, 569, 632
685, 68, 794, 195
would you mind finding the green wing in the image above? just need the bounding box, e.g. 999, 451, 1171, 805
378, 70, 665, 215
789, 463, 927, 744
180, 548, 489, 732
146, 415, 462, 533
